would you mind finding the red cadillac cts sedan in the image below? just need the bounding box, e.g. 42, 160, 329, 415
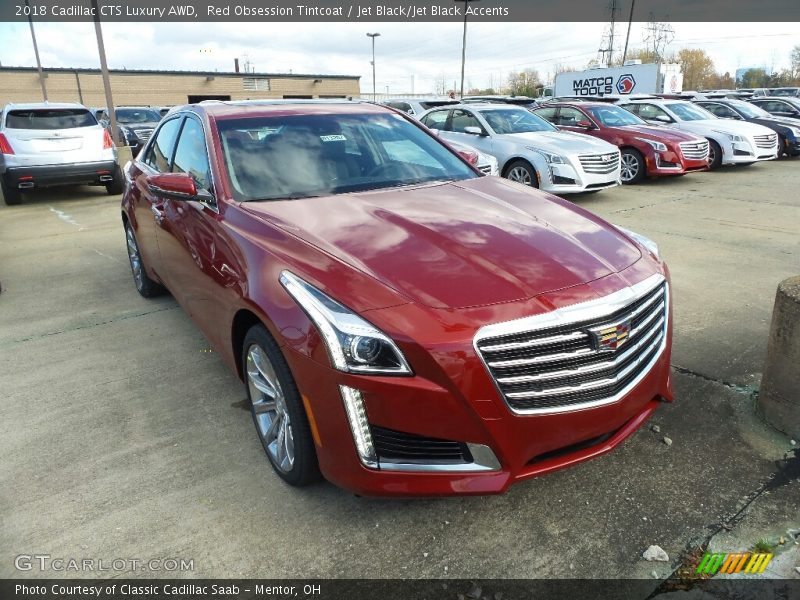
121, 100, 673, 496
533, 102, 709, 184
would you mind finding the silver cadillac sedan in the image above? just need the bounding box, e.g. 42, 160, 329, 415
419, 103, 621, 194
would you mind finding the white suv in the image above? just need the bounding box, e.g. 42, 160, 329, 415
0, 102, 121, 205
620, 99, 778, 169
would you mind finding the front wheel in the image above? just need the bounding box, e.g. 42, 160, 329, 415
707, 139, 722, 170
243, 324, 320, 487
620, 148, 645, 184
504, 159, 539, 188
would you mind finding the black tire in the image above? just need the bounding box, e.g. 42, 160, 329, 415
620, 148, 646, 184
707, 139, 722, 170
242, 324, 321, 487
124, 222, 165, 298
503, 159, 539, 188
1, 177, 22, 206
105, 168, 124, 195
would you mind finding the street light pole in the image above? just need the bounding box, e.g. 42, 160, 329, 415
454, 0, 480, 99
91, 0, 118, 144
367, 32, 380, 101
25, 0, 47, 101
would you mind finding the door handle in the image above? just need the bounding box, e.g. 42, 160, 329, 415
151, 203, 165, 225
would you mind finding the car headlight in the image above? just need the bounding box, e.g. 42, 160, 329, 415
526, 148, 566, 164
713, 130, 743, 142
616, 226, 660, 259
635, 137, 668, 152
279, 271, 412, 375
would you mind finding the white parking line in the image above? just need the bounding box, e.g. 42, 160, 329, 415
48, 206, 82, 228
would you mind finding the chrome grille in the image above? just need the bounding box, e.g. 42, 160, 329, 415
753, 133, 777, 149
133, 128, 154, 142
679, 140, 709, 160
578, 151, 620, 174
475, 275, 668, 414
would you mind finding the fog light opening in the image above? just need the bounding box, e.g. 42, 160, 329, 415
339, 385, 378, 469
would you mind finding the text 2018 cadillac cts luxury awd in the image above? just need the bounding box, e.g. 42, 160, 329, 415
121, 100, 673, 496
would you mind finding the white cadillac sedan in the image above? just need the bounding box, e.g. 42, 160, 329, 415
418, 103, 621, 194
620, 99, 779, 169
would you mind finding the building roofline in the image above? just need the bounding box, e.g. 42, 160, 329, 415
0, 65, 361, 80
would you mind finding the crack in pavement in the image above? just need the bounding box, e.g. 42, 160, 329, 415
610, 196, 686, 214
648, 449, 800, 598
671, 364, 757, 396
1, 304, 179, 346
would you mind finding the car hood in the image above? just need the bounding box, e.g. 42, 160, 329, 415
497, 130, 618, 154
119, 121, 160, 130
677, 119, 774, 136
750, 117, 798, 131
241, 176, 642, 310
614, 124, 703, 142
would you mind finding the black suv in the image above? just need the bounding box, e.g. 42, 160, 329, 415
97, 107, 162, 157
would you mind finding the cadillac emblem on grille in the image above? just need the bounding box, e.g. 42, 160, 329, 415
590, 319, 632, 352
602, 154, 614, 161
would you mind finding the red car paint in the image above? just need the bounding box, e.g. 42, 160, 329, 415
122, 101, 673, 496
533, 102, 709, 178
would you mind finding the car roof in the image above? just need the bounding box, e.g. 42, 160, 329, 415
535, 101, 622, 110
4, 101, 88, 111
384, 97, 457, 103
177, 99, 391, 120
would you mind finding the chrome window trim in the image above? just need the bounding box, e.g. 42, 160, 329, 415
473, 273, 668, 415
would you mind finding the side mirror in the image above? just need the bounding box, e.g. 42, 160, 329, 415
147, 173, 207, 202
576, 120, 595, 129
463, 126, 486, 136
653, 115, 672, 123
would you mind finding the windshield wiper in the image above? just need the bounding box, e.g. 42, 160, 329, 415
243, 193, 322, 202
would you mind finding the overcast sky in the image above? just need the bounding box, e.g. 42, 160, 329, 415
0, 21, 797, 94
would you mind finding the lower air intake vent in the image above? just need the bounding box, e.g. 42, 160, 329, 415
372, 426, 473, 464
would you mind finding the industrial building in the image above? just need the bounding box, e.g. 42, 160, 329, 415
0, 66, 361, 107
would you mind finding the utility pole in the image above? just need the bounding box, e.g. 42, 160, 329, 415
25, 0, 47, 101
622, 0, 636, 64
597, 0, 620, 67
91, 0, 118, 143
367, 32, 380, 101
454, 0, 480, 98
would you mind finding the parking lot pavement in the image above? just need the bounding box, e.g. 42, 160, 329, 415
1, 161, 798, 582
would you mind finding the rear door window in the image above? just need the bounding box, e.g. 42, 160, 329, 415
534, 107, 558, 123
5, 108, 97, 130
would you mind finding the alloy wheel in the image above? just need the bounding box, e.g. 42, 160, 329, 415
620, 153, 640, 183
507, 166, 532, 185
125, 227, 144, 291
246, 344, 295, 473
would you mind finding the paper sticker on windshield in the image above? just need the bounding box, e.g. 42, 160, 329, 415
320, 134, 346, 142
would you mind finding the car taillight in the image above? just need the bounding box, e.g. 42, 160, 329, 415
457, 149, 479, 165
103, 129, 114, 149
0, 133, 14, 155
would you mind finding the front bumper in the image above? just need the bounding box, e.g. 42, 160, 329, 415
539, 161, 621, 194
644, 148, 709, 176
721, 139, 778, 164
3, 160, 118, 189
287, 263, 673, 497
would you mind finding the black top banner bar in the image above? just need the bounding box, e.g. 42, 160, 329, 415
2, 0, 800, 22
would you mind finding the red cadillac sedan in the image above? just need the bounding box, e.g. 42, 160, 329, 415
533, 102, 709, 183
121, 100, 673, 496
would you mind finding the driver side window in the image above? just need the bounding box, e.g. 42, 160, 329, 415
557, 107, 588, 126
637, 104, 672, 122
171, 117, 212, 192
704, 103, 737, 119
450, 109, 483, 134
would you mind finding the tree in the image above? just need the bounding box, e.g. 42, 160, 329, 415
677, 48, 716, 90
507, 69, 542, 97
739, 68, 770, 89
706, 71, 734, 90
614, 47, 660, 66
791, 44, 800, 81
433, 73, 448, 96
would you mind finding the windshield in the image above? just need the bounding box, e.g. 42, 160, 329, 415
116, 108, 161, 123
218, 112, 478, 202
479, 108, 556, 134
666, 102, 715, 121
584, 105, 644, 127
772, 88, 799, 97
6, 108, 96, 130
727, 100, 771, 118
